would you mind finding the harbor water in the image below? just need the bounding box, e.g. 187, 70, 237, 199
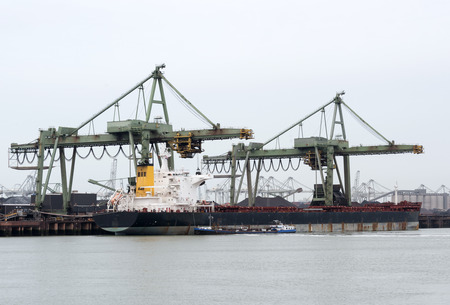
1, 229, 450, 305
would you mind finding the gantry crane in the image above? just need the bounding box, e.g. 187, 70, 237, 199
203, 92, 423, 206
9, 64, 253, 212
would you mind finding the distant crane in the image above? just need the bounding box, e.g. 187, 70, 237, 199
417, 184, 436, 193
351, 170, 361, 202
0, 173, 36, 197
109, 158, 117, 191
353, 179, 392, 202
436, 185, 450, 194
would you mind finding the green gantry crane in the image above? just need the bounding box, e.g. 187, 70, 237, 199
9, 64, 253, 212
203, 92, 424, 206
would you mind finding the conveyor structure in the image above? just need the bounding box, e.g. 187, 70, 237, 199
203, 92, 423, 206
9, 65, 253, 211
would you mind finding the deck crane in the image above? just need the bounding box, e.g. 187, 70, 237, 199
9, 64, 253, 212
203, 91, 424, 207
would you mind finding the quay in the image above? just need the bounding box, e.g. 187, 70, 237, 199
1, 215, 448, 236
0, 215, 111, 236
419, 215, 450, 229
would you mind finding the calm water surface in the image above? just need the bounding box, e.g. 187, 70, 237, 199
1, 229, 449, 305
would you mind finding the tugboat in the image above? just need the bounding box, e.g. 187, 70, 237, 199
194, 220, 296, 235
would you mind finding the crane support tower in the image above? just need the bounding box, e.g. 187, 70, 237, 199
9, 65, 253, 211
203, 92, 423, 207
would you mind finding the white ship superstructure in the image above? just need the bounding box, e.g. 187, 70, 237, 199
107, 152, 213, 212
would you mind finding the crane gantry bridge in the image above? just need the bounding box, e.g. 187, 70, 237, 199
203, 92, 423, 207
9, 64, 252, 212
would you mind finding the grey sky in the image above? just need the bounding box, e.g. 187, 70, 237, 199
1, 0, 449, 196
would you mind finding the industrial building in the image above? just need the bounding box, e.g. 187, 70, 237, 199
396, 189, 449, 211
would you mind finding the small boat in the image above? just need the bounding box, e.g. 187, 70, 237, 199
194, 221, 296, 235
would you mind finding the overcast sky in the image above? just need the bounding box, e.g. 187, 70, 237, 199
1, 0, 449, 196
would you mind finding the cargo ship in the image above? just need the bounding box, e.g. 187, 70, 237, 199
92, 151, 421, 235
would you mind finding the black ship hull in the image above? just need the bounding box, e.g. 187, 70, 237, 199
93, 204, 421, 235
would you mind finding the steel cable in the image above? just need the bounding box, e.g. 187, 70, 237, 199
43, 150, 53, 161
224, 162, 231, 173
94, 147, 106, 160
133, 145, 142, 157
220, 162, 228, 174
164, 82, 211, 127
76, 148, 91, 159
121, 146, 132, 159
53, 152, 60, 162
41, 149, 60, 162
105, 146, 123, 158
17, 152, 26, 165
262, 159, 270, 172
273, 159, 281, 172
64, 149, 75, 162
214, 162, 223, 174
236, 161, 242, 173
291, 158, 302, 171
280, 159, 290, 171
250, 160, 258, 171
204, 161, 232, 174
25, 152, 37, 163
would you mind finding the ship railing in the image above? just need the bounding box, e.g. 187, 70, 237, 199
131, 203, 215, 213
